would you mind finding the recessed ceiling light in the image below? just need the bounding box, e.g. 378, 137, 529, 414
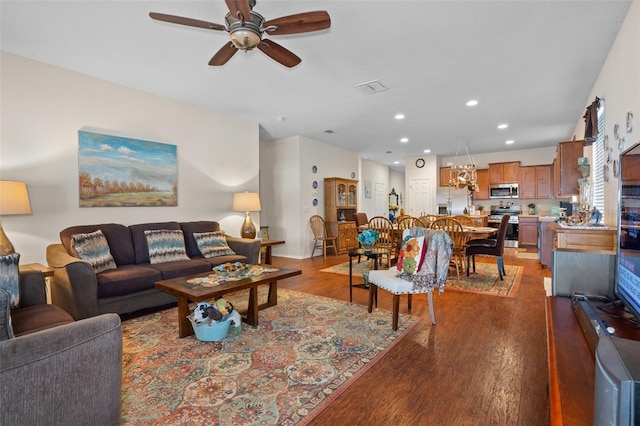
505, 140, 514, 145
466, 99, 478, 107
424, 149, 431, 154
394, 161, 400, 164
400, 137, 409, 143
498, 123, 508, 129
394, 113, 405, 120
276, 116, 286, 122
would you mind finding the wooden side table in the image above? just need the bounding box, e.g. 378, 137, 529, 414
260, 240, 285, 265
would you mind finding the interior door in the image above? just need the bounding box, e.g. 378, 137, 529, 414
409, 178, 434, 216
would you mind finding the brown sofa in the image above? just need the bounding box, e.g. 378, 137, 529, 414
46, 221, 261, 319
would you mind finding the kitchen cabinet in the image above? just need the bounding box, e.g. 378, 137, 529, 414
520, 165, 552, 199
489, 162, 520, 184
518, 216, 538, 247
621, 154, 640, 182
474, 169, 489, 200
439, 167, 452, 187
552, 224, 616, 252
324, 177, 359, 253
538, 220, 555, 268
553, 140, 584, 197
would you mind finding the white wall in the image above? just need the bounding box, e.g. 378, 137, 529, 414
260, 136, 358, 259
358, 159, 389, 219
570, 0, 640, 222
1, 52, 259, 264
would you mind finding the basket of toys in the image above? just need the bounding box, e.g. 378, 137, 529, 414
188, 298, 241, 342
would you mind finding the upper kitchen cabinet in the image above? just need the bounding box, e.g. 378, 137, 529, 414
520, 165, 552, 199
489, 161, 520, 184
553, 140, 584, 197
621, 154, 640, 182
474, 169, 490, 200
439, 167, 452, 187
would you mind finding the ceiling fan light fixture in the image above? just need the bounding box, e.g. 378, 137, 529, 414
227, 11, 264, 50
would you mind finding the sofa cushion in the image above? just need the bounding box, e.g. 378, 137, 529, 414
0, 253, 20, 309
71, 230, 117, 273
180, 221, 221, 258
61, 224, 135, 266
10, 304, 74, 337
95, 264, 163, 298
0, 288, 14, 340
144, 229, 190, 264
193, 231, 236, 258
129, 222, 182, 264
143, 259, 211, 280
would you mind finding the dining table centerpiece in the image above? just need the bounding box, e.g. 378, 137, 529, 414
358, 229, 379, 252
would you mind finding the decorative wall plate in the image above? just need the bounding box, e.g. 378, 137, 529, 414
627, 111, 634, 134
351, 172, 356, 179
313, 198, 318, 206
603, 164, 609, 182
613, 123, 620, 140
613, 159, 619, 178
618, 136, 626, 152
603, 134, 609, 150
312, 165, 317, 174
312, 181, 318, 189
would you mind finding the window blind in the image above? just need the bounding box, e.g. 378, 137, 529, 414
592, 100, 605, 220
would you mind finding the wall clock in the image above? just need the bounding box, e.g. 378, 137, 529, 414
415, 158, 425, 168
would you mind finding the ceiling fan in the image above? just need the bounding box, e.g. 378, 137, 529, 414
149, 0, 331, 68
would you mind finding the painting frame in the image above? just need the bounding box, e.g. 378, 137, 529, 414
78, 130, 178, 207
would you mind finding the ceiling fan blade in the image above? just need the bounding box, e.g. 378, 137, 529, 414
264, 11, 331, 35
225, 0, 252, 22
209, 42, 238, 66
258, 39, 301, 68
149, 12, 226, 31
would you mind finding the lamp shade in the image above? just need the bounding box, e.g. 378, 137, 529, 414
232, 192, 261, 212
0, 181, 32, 215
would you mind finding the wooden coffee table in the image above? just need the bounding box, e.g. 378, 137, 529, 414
155, 266, 301, 338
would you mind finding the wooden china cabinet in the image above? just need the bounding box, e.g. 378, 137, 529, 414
324, 177, 359, 253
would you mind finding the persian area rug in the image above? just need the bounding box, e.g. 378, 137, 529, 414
447, 262, 523, 298
320, 261, 372, 276
121, 288, 420, 425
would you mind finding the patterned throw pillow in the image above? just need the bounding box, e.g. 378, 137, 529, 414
145, 229, 190, 264
396, 235, 427, 275
0, 253, 20, 309
193, 231, 236, 258
72, 230, 117, 273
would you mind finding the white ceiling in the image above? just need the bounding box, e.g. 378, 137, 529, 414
0, 1, 632, 170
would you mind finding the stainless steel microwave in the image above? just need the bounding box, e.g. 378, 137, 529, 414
489, 183, 519, 199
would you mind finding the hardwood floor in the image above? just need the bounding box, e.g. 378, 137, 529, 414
270, 248, 552, 426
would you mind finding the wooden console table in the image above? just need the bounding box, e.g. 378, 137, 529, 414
546, 296, 640, 425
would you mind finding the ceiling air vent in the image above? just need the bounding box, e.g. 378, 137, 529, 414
355, 80, 388, 95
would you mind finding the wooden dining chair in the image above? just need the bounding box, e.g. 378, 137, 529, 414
452, 215, 473, 226
367, 216, 396, 267
309, 215, 337, 258
430, 217, 466, 282
419, 214, 439, 227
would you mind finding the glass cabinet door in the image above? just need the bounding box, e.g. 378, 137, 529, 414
347, 183, 357, 207
337, 183, 347, 206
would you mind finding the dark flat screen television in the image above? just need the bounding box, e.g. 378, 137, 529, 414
594, 140, 640, 425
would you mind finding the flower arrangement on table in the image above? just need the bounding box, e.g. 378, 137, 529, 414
388, 203, 399, 213
358, 229, 379, 251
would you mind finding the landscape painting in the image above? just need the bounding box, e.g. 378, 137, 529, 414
78, 131, 177, 207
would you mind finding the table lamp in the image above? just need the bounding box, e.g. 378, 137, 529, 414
0, 181, 32, 255
232, 192, 261, 239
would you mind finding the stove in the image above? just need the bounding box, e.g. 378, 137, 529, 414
488, 205, 521, 224
487, 205, 521, 247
